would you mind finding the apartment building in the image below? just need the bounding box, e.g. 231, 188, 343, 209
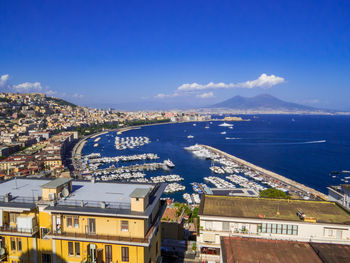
198, 195, 350, 262
0, 177, 166, 263
328, 184, 350, 210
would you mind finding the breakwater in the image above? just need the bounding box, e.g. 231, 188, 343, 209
201, 144, 327, 199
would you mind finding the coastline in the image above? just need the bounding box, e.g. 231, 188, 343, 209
200, 144, 327, 199
71, 118, 248, 165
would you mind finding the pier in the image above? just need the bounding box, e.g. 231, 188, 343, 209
200, 144, 327, 200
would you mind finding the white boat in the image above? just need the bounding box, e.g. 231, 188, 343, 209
193, 123, 197, 126
187, 135, 194, 139
164, 159, 175, 168
228, 126, 233, 129
93, 143, 98, 147
205, 125, 209, 129
220, 131, 227, 135
219, 122, 233, 127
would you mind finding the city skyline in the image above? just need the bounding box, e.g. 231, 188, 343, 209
1, 0, 350, 110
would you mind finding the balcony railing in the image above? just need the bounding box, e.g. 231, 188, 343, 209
49, 230, 150, 244
48, 200, 167, 245
0, 224, 39, 235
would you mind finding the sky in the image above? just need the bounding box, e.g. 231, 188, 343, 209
0, 0, 350, 110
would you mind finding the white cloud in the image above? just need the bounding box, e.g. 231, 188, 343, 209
13, 82, 43, 92
45, 90, 57, 96
177, 73, 285, 92
0, 74, 9, 88
72, 93, 84, 99
154, 92, 180, 99
196, 92, 214, 99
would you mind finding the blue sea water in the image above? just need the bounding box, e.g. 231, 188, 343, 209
82, 115, 350, 201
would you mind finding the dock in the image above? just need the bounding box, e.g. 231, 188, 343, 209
200, 144, 327, 200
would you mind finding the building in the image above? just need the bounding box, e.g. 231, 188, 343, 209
198, 195, 350, 262
220, 236, 350, 263
328, 184, 350, 210
0, 178, 166, 263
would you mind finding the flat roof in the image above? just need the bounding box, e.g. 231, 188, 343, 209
220, 236, 322, 263
0, 178, 157, 207
41, 178, 73, 189
199, 195, 350, 225
130, 188, 150, 198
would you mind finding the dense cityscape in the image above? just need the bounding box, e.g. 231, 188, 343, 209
2, 1, 350, 263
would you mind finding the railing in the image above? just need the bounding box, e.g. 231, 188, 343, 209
0, 224, 39, 235
49, 230, 149, 243
56, 199, 131, 210
49, 200, 167, 244
0, 195, 39, 204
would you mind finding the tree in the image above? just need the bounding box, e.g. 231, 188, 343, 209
259, 188, 290, 199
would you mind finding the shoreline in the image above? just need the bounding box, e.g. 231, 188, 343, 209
71, 118, 246, 164
200, 144, 327, 199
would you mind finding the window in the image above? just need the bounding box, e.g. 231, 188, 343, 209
105, 245, 112, 263
122, 247, 129, 262
10, 213, 18, 224
75, 242, 80, 256
67, 216, 73, 228
74, 217, 79, 228
11, 237, 16, 251
42, 253, 52, 263
41, 227, 49, 239
259, 223, 297, 235
68, 241, 74, 256
16, 238, 22, 252
88, 218, 96, 234
121, 221, 129, 232
222, 221, 229, 231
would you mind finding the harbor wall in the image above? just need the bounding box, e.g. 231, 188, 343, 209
200, 144, 327, 199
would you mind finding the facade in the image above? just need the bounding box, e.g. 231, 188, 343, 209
0, 178, 166, 263
198, 195, 350, 263
328, 184, 350, 210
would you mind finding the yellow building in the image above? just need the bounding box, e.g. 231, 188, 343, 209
0, 178, 166, 263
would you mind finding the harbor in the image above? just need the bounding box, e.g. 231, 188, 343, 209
200, 144, 327, 200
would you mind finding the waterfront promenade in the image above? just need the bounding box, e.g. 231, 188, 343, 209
201, 144, 327, 199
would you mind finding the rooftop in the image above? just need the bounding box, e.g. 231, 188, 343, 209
0, 178, 162, 216
129, 188, 150, 198
41, 178, 73, 189
220, 236, 322, 263
199, 195, 350, 225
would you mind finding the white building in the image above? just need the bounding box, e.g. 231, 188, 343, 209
198, 195, 350, 263
328, 184, 350, 210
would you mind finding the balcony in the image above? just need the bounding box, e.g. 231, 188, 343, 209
47, 200, 167, 246
0, 224, 39, 236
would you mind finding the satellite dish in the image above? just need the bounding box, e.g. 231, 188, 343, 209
0, 248, 5, 255
62, 188, 69, 198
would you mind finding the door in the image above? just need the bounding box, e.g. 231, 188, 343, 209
88, 244, 96, 263
88, 218, 96, 234
97, 248, 103, 263
105, 245, 112, 263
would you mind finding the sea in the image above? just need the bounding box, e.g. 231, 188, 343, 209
81, 115, 350, 201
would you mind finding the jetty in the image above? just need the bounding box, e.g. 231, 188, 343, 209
200, 144, 327, 200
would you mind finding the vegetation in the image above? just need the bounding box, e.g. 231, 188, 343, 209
47, 96, 77, 107
259, 188, 290, 199
75, 118, 171, 136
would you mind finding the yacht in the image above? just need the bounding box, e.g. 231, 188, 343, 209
219, 122, 233, 127
220, 131, 227, 135
164, 159, 175, 168
187, 135, 194, 139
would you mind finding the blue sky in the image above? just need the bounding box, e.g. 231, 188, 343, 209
0, 0, 350, 110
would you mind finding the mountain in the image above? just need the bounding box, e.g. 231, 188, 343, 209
208, 94, 328, 113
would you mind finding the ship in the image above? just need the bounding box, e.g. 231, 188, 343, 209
219, 122, 233, 127
220, 131, 227, 135
187, 135, 194, 139
164, 159, 175, 168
